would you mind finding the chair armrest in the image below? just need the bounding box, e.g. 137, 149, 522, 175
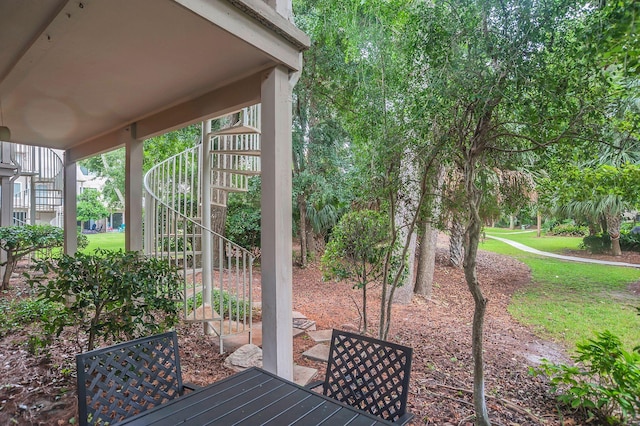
304, 380, 324, 391
396, 412, 414, 425
183, 382, 199, 392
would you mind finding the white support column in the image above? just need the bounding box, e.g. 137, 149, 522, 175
125, 125, 143, 252
260, 66, 293, 380
201, 120, 214, 335
63, 153, 77, 254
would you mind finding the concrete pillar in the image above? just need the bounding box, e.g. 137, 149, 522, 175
125, 125, 143, 252
260, 66, 293, 380
63, 153, 77, 254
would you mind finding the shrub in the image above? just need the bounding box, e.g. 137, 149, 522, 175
28, 249, 181, 352
548, 222, 588, 237
0, 297, 62, 338
183, 289, 251, 320
531, 331, 640, 425
620, 232, 640, 252
580, 233, 611, 253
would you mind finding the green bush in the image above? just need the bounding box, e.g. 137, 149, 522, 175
580, 233, 611, 253
620, 232, 640, 252
28, 249, 182, 352
532, 331, 640, 425
0, 297, 62, 338
183, 289, 251, 320
225, 176, 261, 257
548, 222, 588, 237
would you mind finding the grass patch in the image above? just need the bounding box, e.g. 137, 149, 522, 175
480, 237, 640, 352
484, 227, 583, 253
82, 232, 125, 253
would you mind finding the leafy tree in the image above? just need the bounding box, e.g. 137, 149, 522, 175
551, 164, 640, 255
321, 210, 394, 334
0, 225, 64, 290
77, 189, 109, 229
293, 2, 355, 266
80, 125, 200, 209
405, 0, 611, 423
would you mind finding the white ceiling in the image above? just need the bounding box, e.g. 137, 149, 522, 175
0, 0, 307, 156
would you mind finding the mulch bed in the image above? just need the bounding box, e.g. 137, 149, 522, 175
1, 242, 638, 425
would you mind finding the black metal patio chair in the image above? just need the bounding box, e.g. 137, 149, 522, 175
76, 331, 195, 426
309, 329, 414, 425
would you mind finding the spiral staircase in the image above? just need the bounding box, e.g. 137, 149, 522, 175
0, 143, 64, 225
143, 105, 261, 353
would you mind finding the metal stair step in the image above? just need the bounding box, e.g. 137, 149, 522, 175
214, 168, 260, 176
211, 186, 248, 193
211, 149, 261, 156
209, 124, 260, 136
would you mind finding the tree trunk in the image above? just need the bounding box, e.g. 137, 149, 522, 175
305, 218, 315, 260
297, 193, 308, 266
415, 221, 438, 297
1, 253, 12, 290
464, 176, 491, 426
415, 165, 445, 297
449, 218, 465, 268
606, 212, 622, 256
536, 211, 542, 237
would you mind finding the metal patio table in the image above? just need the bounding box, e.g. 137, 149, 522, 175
116, 366, 393, 425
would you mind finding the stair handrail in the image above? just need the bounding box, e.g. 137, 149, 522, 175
143, 128, 256, 353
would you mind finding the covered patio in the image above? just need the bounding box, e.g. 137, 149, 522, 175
0, 0, 309, 380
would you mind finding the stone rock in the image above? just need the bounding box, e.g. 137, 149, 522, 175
224, 344, 263, 371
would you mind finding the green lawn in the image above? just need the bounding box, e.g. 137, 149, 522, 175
484, 227, 583, 253
479, 235, 640, 352
82, 232, 126, 253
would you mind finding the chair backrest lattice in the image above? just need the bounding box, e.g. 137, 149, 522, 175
323, 329, 413, 423
76, 331, 185, 426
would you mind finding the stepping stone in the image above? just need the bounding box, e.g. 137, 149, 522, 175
293, 365, 318, 386
307, 329, 332, 343
292, 311, 317, 331
293, 317, 316, 331
292, 327, 307, 337
302, 344, 330, 362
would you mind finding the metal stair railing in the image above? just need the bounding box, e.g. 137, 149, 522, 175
144, 106, 260, 353
10, 144, 64, 218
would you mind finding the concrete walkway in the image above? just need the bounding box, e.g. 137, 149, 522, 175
486, 234, 640, 268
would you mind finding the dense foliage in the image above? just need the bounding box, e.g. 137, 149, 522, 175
28, 249, 181, 352
225, 177, 261, 258
533, 331, 640, 425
